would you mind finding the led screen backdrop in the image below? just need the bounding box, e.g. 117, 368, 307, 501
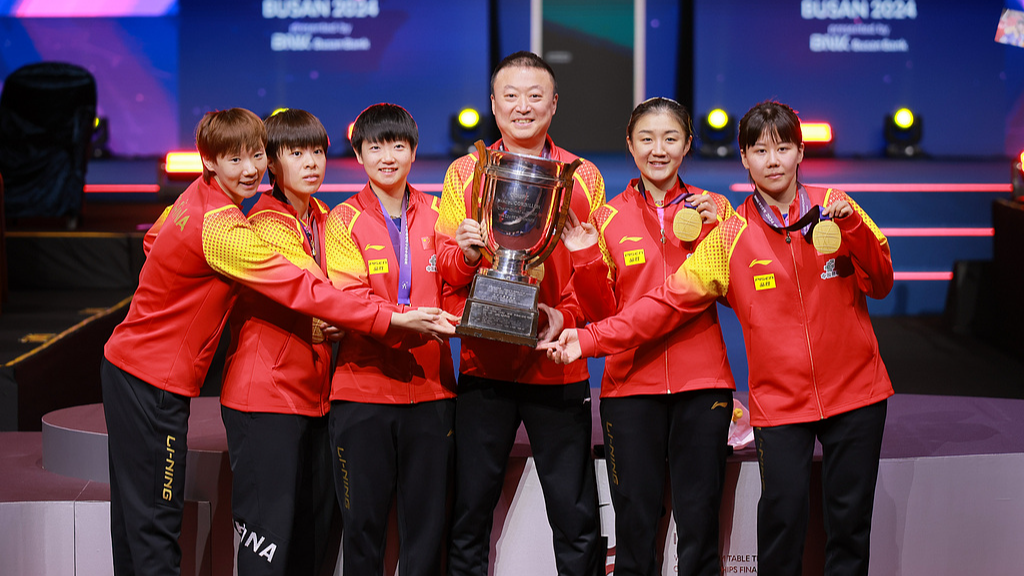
3, 1, 1022, 157
0, 0, 489, 156
694, 0, 1024, 157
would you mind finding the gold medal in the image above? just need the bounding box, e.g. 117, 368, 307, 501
813, 219, 842, 254
673, 207, 703, 242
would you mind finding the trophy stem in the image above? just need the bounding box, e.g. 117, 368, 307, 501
481, 249, 536, 283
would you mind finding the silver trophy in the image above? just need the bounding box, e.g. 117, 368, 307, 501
456, 141, 580, 346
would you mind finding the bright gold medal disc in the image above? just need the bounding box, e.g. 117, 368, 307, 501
673, 207, 703, 242
813, 219, 842, 254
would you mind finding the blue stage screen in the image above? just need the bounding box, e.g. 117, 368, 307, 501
693, 0, 1024, 157
1, 0, 489, 157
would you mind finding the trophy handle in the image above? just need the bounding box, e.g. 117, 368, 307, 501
527, 158, 582, 270
470, 140, 495, 265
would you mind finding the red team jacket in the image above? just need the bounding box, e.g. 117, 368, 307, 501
325, 184, 457, 404
570, 179, 736, 398
435, 136, 605, 385
219, 191, 333, 416
104, 176, 397, 398
578, 186, 894, 426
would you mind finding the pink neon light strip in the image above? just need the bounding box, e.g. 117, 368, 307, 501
729, 183, 1012, 193
13, 0, 176, 17
84, 184, 161, 193
86, 183, 444, 194
879, 227, 993, 237
894, 271, 953, 281
257, 183, 444, 193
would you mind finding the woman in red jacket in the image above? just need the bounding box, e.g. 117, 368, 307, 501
219, 109, 337, 576
548, 100, 894, 576
325, 103, 458, 576
564, 97, 735, 576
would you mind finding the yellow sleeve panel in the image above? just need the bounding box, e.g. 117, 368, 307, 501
823, 188, 889, 246
672, 214, 747, 299
592, 203, 619, 278
324, 203, 369, 290
249, 207, 326, 342
710, 192, 735, 223
249, 209, 319, 272
201, 204, 296, 282
573, 160, 606, 217
436, 154, 476, 238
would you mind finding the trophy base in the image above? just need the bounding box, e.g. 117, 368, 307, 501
456, 275, 540, 347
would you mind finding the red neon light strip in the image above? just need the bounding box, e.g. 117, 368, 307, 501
879, 227, 993, 237
730, 182, 1012, 193
85, 184, 162, 193
894, 271, 953, 281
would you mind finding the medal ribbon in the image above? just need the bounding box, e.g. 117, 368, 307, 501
273, 184, 323, 269
751, 185, 823, 243
638, 178, 693, 243
378, 189, 412, 305
300, 216, 321, 269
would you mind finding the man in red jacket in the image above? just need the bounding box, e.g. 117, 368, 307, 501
102, 108, 453, 576
435, 51, 605, 576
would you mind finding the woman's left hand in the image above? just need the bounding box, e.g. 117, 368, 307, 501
689, 193, 718, 223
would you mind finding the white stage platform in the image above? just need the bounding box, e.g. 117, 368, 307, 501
2, 393, 1023, 575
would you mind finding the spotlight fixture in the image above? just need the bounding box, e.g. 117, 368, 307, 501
698, 108, 736, 158
458, 108, 480, 130
884, 107, 923, 158
90, 116, 111, 158
158, 150, 203, 199
450, 107, 497, 157
162, 151, 202, 177
800, 121, 834, 157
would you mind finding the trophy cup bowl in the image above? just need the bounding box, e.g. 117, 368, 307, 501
456, 140, 580, 346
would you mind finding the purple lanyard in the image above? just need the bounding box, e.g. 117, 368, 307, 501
299, 216, 321, 269
378, 190, 412, 305
752, 185, 815, 238
638, 178, 692, 242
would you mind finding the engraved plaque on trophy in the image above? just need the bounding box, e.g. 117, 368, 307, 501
456, 141, 580, 346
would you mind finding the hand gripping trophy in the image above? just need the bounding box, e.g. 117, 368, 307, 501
456, 141, 580, 346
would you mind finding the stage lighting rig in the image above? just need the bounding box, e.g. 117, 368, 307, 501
698, 108, 736, 158
885, 107, 923, 158
158, 150, 202, 199
450, 107, 496, 157
800, 121, 834, 157
90, 116, 111, 158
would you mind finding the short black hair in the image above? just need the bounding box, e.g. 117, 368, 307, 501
490, 51, 557, 96
738, 100, 803, 151
350, 103, 418, 153
264, 108, 329, 161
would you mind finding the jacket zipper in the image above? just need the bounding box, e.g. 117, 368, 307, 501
788, 232, 825, 420
661, 226, 671, 394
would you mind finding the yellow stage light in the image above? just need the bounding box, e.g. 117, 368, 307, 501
894, 108, 915, 129
707, 108, 729, 130
458, 108, 480, 129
